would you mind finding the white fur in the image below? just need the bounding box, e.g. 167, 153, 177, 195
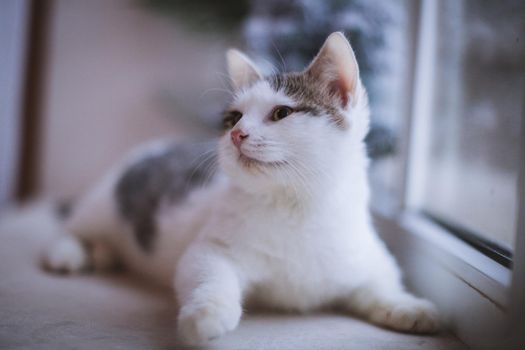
44, 235, 89, 273
43, 32, 439, 345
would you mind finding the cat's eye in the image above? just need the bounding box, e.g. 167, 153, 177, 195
223, 110, 243, 129
270, 106, 294, 121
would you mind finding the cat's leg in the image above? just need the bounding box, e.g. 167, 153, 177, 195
43, 217, 120, 274
344, 280, 440, 333
174, 245, 243, 345
43, 176, 121, 274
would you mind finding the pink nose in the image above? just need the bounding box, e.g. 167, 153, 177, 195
231, 129, 249, 149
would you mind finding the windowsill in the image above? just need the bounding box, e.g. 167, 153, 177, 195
0, 202, 469, 349
373, 209, 511, 349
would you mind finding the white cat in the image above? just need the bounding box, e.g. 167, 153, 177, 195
43, 32, 439, 345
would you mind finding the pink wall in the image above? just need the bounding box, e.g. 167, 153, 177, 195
37, 0, 236, 199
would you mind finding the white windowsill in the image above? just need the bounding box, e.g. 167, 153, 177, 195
374, 210, 512, 349
400, 212, 510, 305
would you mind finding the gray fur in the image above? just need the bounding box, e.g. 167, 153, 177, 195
267, 73, 348, 129
115, 141, 217, 252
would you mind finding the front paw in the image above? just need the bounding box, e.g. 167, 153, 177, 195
177, 300, 242, 346
369, 298, 440, 333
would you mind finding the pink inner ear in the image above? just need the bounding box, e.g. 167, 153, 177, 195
330, 77, 350, 108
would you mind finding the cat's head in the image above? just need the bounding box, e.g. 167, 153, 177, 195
218, 32, 370, 194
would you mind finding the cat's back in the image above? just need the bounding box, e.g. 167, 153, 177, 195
113, 139, 218, 252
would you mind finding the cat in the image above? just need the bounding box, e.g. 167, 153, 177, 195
43, 32, 439, 345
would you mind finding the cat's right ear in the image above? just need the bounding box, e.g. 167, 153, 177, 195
305, 32, 360, 108
226, 49, 262, 91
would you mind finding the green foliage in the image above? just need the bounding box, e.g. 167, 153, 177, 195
139, 0, 250, 33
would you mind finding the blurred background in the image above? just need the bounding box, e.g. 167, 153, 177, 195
0, 0, 524, 255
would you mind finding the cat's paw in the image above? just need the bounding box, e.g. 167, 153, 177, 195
42, 236, 89, 274
177, 301, 242, 346
369, 298, 440, 333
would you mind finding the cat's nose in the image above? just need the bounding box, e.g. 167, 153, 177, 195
231, 129, 249, 149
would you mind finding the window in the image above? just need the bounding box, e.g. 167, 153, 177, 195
368, 3, 525, 346
407, 0, 524, 264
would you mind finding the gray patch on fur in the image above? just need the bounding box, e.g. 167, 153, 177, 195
115, 141, 217, 252
267, 73, 348, 129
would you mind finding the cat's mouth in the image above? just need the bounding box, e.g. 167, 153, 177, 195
237, 152, 286, 169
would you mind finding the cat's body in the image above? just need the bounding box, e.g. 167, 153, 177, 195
44, 33, 439, 345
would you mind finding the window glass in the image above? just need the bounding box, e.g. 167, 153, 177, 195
420, 0, 524, 250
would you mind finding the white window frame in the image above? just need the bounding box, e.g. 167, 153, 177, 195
0, 0, 30, 208
374, 0, 525, 348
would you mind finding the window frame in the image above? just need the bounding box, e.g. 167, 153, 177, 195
374, 0, 525, 347
0, 0, 30, 208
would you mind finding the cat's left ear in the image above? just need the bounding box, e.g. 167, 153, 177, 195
305, 32, 360, 108
226, 49, 263, 91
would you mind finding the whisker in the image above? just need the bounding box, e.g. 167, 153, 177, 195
271, 40, 287, 73
185, 149, 218, 191
201, 158, 219, 188
200, 87, 235, 100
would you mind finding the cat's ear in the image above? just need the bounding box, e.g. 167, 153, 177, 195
305, 32, 360, 108
226, 49, 262, 91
